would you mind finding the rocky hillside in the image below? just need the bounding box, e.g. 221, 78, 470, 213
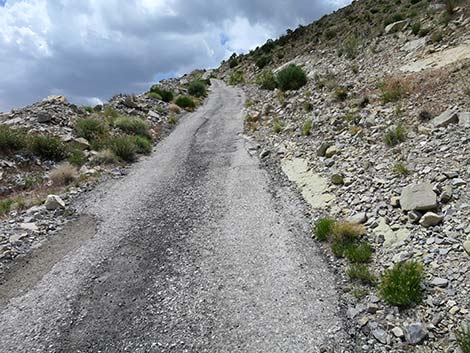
218, 0, 470, 352
0, 69, 212, 271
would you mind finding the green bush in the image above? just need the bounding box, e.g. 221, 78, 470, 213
379, 261, 424, 307
384, 123, 407, 147
68, 149, 87, 167
188, 80, 206, 97
114, 117, 150, 138
411, 22, 421, 35
272, 119, 285, 134
277, 64, 307, 91
148, 92, 162, 100
229, 71, 245, 86
108, 136, 137, 162
29, 135, 65, 161
344, 242, 373, 263
0, 126, 27, 154
456, 324, 470, 353
302, 120, 313, 136
314, 218, 335, 241
175, 96, 196, 110
256, 69, 277, 90
334, 86, 348, 101
149, 86, 174, 102
74, 117, 107, 141
393, 162, 410, 176
0, 198, 14, 216
256, 54, 271, 69
303, 102, 313, 112
130, 136, 152, 155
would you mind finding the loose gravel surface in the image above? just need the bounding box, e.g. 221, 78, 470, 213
0, 81, 346, 353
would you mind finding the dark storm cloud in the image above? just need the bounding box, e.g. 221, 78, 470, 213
0, 0, 350, 111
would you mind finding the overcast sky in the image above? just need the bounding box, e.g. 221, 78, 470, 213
0, 0, 350, 112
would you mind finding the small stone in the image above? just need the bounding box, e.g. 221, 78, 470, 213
392, 327, 404, 338
19, 223, 39, 232
367, 303, 379, 314
452, 178, 466, 187
325, 146, 339, 158
463, 241, 470, 256
404, 323, 428, 345
331, 173, 344, 185
408, 210, 422, 224
372, 328, 389, 344
440, 185, 453, 203
350, 212, 367, 224
419, 212, 443, 227
430, 278, 449, 288
73, 137, 90, 150
390, 196, 400, 207
45, 195, 66, 210
385, 19, 409, 34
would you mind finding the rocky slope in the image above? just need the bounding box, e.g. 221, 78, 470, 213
218, 0, 470, 352
0, 69, 212, 274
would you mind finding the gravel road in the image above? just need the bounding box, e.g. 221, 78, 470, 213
0, 80, 346, 352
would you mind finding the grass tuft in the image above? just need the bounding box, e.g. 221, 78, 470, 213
314, 218, 335, 241
384, 123, 407, 147
456, 323, 470, 353
347, 264, 377, 285
302, 120, 313, 136
379, 261, 424, 307
114, 116, 150, 138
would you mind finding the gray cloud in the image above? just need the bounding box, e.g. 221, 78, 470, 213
0, 0, 350, 111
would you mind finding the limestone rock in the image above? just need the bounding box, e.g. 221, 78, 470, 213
458, 112, 470, 127
400, 182, 437, 211
430, 278, 449, 288
385, 20, 409, 34
419, 212, 443, 227
73, 137, 90, 150
45, 195, 66, 210
431, 109, 459, 128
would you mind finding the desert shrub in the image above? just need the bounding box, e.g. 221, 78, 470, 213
130, 136, 152, 155
229, 71, 245, 85
430, 31, 443, 43
29, 135, 65, 161
385, 123, 407, 147
256, 54, 271, 69
272, 119, 285, 134
175, 96, 196, 110
324, 29, 337, 40
419, 27, 430, 37
83, 106, 93, 113
93, 149, 118, 165
74, 117, 107, 142
277, 64, 307, 91
302, 120, 313, 136
334, 86, 348, 101
49, 163, 78, 186
149, 86, 174, 102
314, 218, 335, 241
148, 92, 162, 100
444, 0, 457, 15
168, 115, 178, 125
411, 22, 421, 35
0, 126, 27, 154
188, 80, 206, 97
338, 35, 359, 59
303, 102, 313, 112
347, 264, 377, 285
114, 116, 150, 138
103, 107, 120, 121
344, 242, 373, 263
68, 149, 87, 167
393, 162, 410, 176
379, 79, 407, 103
379, 261, 424, 307
0, 198, 14, 216
228, 55, 239, 68
256, 69, 277, 90
332, 221, 365, 243
456, 324, 470, 353
108, 136, 137, 162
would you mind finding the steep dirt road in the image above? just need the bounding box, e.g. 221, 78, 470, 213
0, 80, 346, 352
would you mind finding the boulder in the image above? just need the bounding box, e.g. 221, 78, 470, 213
45, 195, 66, 210
400, 182, 437, 211
419, 212, 443, 227
385, 20, 409, 34
431, 109, 459, 128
